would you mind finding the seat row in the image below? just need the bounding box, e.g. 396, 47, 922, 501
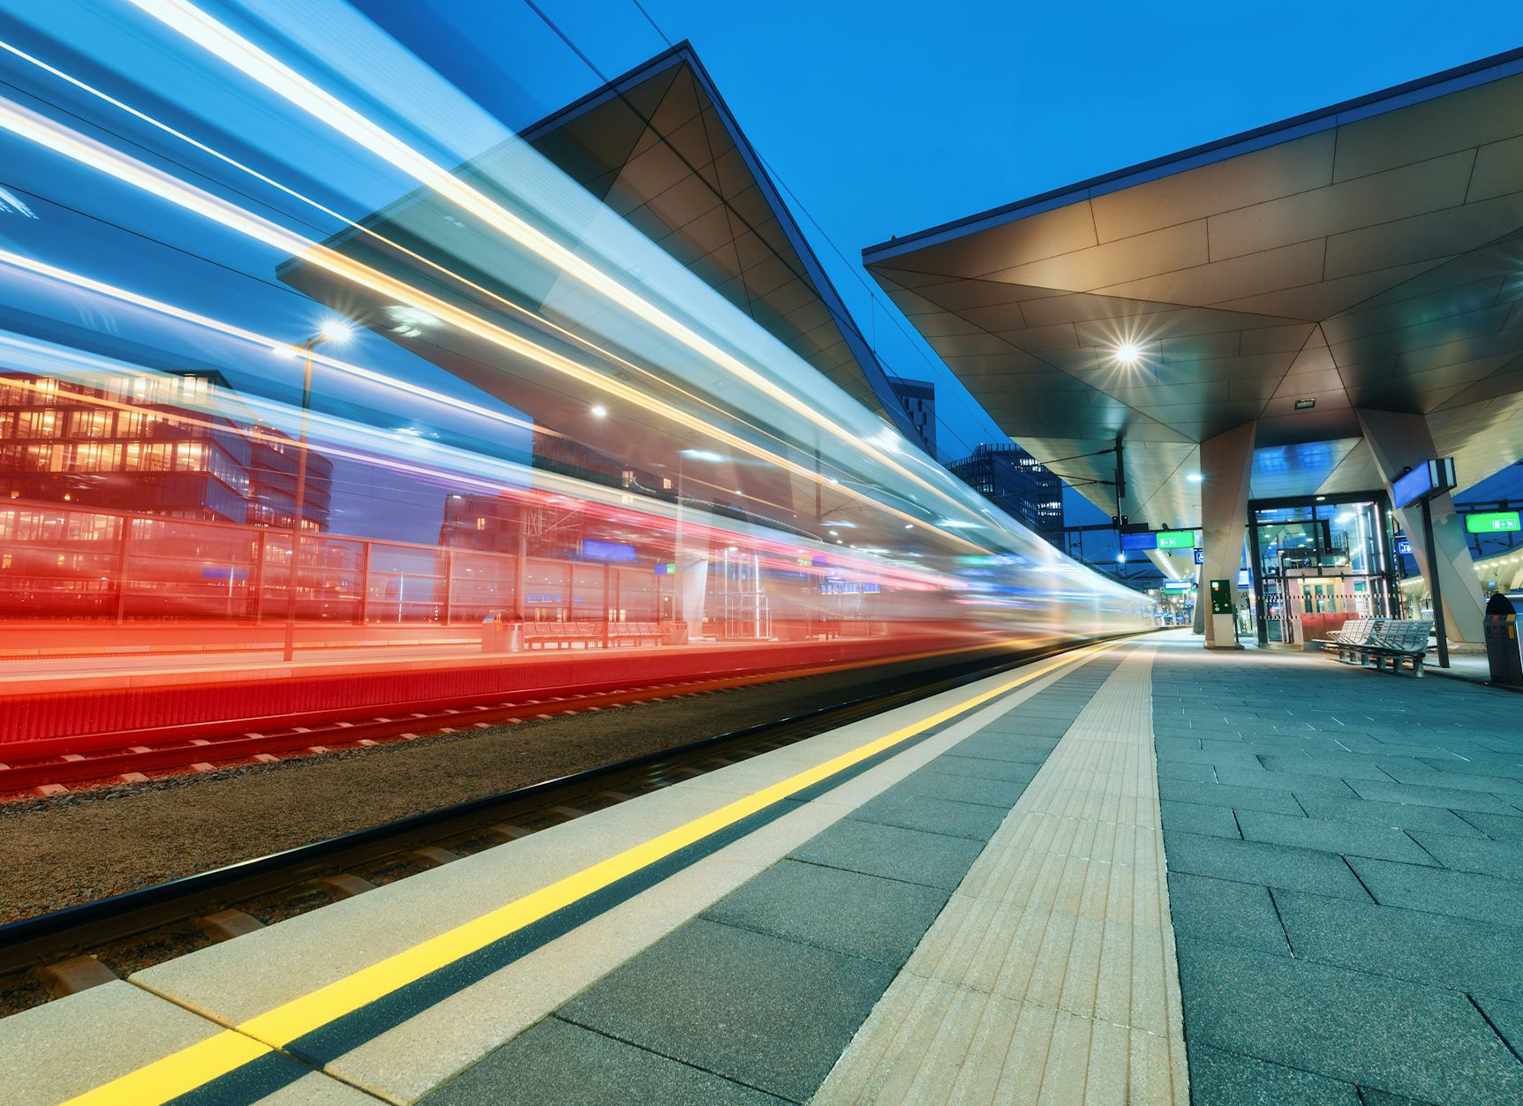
521, 621, 669, 649
1322, 618, 1433, 676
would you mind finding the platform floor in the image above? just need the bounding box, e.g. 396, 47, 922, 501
5, 632, 1523, 1106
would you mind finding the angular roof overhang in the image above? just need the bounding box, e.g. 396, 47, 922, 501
865, 48, 1523, 530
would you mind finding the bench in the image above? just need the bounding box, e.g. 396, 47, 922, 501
1319, 618, 1432, 676
520, 621, 671, 649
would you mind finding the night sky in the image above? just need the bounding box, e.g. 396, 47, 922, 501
358, 0, 1523, 516
1, 0, 1519, 551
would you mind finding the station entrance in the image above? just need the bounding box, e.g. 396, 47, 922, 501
1247, 492, 1402, 646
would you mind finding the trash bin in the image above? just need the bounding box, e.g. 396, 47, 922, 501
1484, 592, 1523, 687
481, 613, 524, 654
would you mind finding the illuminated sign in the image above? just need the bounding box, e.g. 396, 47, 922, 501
1395, 537, 1413, 556
653, 562, 677, 575
581, 539, 637, 562
1121, 530, 1197, 552
1161, 580, 1195, 593
1465, 511, 1521, 534
1193, 548, 1204, 565
1391, 458, 1457, 508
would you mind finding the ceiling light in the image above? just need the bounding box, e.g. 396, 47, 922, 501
317, 318, 353, 344
680, 449, 724, 462
590, 404, 608, 418
1186, 473, 1203, 484
1116, 343, 1141, 366
1295, 398, 1316, 410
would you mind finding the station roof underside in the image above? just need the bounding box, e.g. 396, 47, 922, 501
864, 49, 1523, 530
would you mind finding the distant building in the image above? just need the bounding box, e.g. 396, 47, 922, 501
439, 491, 522, 552
948, 443, 1062, 534
247, 429, 334, 532
0, 371, 332, 530
888, 378, 936, 456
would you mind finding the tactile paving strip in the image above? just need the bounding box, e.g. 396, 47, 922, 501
813, 647, 1188, 1106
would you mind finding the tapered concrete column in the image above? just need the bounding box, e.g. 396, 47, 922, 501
1200, 421, 1257, 648
1356, 408, 1484, 643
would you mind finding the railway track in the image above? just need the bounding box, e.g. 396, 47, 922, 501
0, 645, 1002, 797
0, 636, 1122, 1015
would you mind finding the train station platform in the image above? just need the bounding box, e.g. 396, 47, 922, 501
5, 632, 1523, 1106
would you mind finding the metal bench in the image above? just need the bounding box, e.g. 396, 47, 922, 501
1323, 618, 1431, 676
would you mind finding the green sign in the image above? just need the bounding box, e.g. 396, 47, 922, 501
1157, 530, 1198, 550
1465, 511, 1521, 534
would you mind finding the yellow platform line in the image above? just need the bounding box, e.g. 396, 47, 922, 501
61, 641, 1121, 1106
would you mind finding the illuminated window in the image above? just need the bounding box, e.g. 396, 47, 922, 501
16, 410, 59, 439
124, 442, 173, 471
70, 443, 122, 471
174, 441, 207, 471
68, 409, 113, 438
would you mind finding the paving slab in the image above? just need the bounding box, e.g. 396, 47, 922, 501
845, 790, 1007, 841
1405, 830, 1523, 880
789, 818, 983, 890
1273, 889, 1523, 999
1158, 799, 1241, 839
1166, 872, 1288, 956
559, 918, 894, 1103
1155, 777, 1304, 815
415, 1017, 787, 1106
1185, 1042, 1361, 1106
1233, 807, 1433, 865
1348, 778, 1523, 815
1174, 936, 1523, 1103
1294, 793, 1487, 837
701, 858, 948, 968
0, 980, 371, 1106
1346, 856, 1523, 927
1161, 831, 1372, 900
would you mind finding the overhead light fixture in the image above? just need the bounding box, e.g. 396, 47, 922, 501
590, 404, 608, 418
317, 318, 353, 344
384, 304, 441, 337
1186, 473, 1203, 484
1295, 398, 1316, 410
1116, 343, 1141, 366
679, 449, 724, 462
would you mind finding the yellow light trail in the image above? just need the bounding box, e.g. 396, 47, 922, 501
0, 32, 832, 474
125, 0, 979, 523
0, 96, 984, 551
0, 247, 550, 441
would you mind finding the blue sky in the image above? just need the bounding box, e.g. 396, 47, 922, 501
363, 0, 1523, 514
2, 0, 1518, 547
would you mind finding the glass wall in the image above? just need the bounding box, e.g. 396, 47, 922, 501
1249, 494, 1399, 645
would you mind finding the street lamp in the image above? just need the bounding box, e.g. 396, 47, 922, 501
280, 319, 352, 662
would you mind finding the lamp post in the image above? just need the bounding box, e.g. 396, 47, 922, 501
280, 321, 350, 662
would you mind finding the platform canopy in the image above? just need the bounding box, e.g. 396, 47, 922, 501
865, 49, 1523, 529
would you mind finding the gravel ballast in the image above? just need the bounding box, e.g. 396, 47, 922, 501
0, 652, 1012, 924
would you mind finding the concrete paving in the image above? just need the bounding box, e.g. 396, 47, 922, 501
1153, 634, 1523, 1105
9, 632, 1523, 1106
415, 658, 1124, 1106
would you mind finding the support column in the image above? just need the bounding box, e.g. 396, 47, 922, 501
1356, 408, 1484, 643
1200, 421, 1257, 649
673, 474, 710, 642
